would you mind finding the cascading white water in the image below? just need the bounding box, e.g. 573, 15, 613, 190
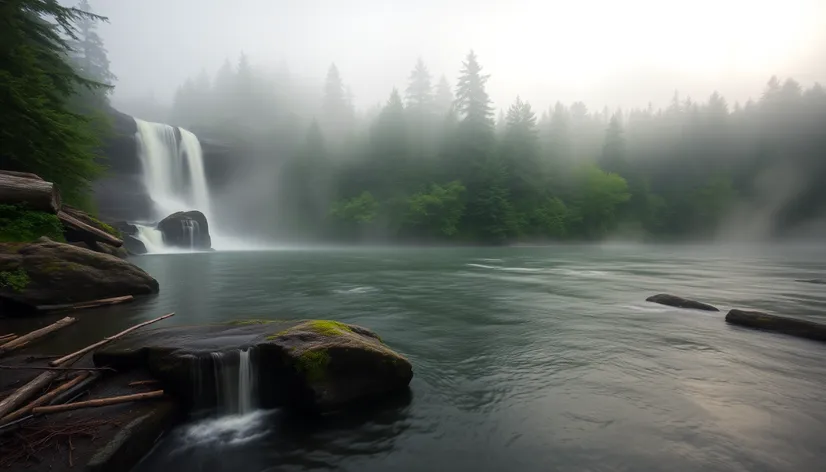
133, 118, 215, 253
135, 224, 167, 253
207, 349, 256, 414
238, 349, 254, 413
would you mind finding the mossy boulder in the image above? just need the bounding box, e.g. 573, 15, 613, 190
0, 237, 158, 314
93, 319, 413, 412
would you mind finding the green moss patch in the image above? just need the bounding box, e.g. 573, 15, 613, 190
0, 268, 30, 292
308, 320, 353, 336
0, 204, 65, 243
295, 349, 330, 382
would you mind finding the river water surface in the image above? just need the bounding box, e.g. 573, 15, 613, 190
20, 244, 826, 472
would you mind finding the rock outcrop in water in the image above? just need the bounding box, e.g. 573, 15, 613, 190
725, 309, 826, 342
157, 211, 211, 250
94, 320, 413, 412
646, 294, 719, 312
0, 237, 159, 313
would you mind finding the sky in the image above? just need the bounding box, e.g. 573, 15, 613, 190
93, 0, 826, 113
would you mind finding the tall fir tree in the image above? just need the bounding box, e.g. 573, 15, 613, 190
0, 0, 109, 207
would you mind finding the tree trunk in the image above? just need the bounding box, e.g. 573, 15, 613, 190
32, 390, 164, 415
58, 210, 123, 247
0, 317, 76, 356
0, 173, 60, 213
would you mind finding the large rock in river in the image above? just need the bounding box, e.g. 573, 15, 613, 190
0, 237, 158, 313
157, 211, 211, 249
646, 294, 719, 312
94, 320, 413, 412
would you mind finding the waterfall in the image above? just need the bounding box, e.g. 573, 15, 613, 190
238, 349, 255, 413
205, 350, 256, 414
134, 224, 167, 253
133, 118, 214, 252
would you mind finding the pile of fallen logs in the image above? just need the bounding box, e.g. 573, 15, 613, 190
0, 312, 174, 430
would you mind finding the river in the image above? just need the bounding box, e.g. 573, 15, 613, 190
13, 244, 826, 471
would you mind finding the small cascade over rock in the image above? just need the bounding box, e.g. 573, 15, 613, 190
190, 348, 257, 414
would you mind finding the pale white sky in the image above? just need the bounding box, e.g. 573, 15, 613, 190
95, 0, 826, 113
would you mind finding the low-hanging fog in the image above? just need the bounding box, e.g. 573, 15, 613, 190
90, 0, 826, 244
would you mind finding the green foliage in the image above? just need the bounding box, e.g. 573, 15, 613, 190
567, 166, 631, 238
0, 205, 65, 243
404, 181, 466, 237
0, 268, 30, 293
330, 192, 379, 225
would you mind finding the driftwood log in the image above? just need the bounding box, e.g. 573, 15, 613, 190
37, 295, 134, 313
32, 390, 165, 415
0, 370, 63, 420
0, 372, 90, 424
50, 312, 175, 367
0, 173, 60, 213
0, 334, 16, 344
0, 170, 44, 181
0, 317, 76, 356
57, 210, 123, 247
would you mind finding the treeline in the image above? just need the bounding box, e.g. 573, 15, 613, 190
172, 55, 826, 243
0, 0, 114, 209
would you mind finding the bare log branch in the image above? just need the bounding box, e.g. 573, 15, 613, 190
0, 317, 76, 356
57, 210, 123, 247
32, 390, 164, 415
36, 295, 134, 313
50, 313, 175, 367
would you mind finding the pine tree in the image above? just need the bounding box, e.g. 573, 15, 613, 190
0, 0, 108, 207
67, 0, 114, 86
434, 75, 454, 118
454, 50, 494, 129
405, 58, 434, 161
405, 58, 433, 114
321, 63, 353, 143
601, 113, 625, 174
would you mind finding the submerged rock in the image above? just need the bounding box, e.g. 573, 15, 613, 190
157, 211, 211, 249
796, 279, 826, 285
0, 237, 158, 313
725, 309, 826, 342
646, 294, 719, 312
94, 320, 413, 412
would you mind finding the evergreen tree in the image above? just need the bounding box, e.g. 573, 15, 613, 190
0, 0, 108, 207
434, 75, 454, 118
404, 58, 434, 160
321, 63, 353, 143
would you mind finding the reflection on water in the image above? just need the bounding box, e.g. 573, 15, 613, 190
6, 244, 826, 472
